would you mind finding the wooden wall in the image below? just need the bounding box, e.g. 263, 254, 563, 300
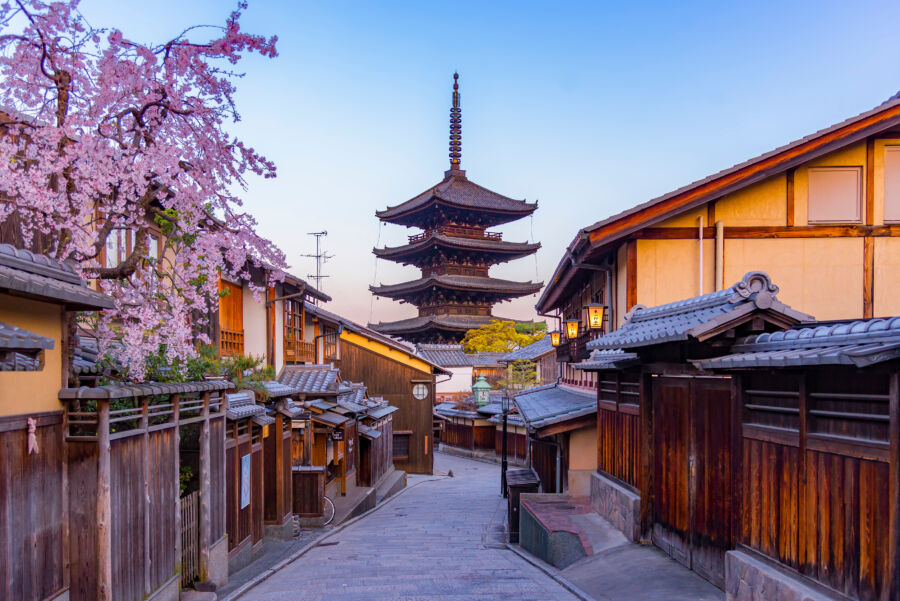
530, 436, 565, 493
0, 413, 66, 601
359, 416, 393, 488
597, 371, 641, 488
494, 427, 527, 460
473, 424, 494, 451
338, 340, 435, 474
441, 418, 473, 450
738, 370, 895, 601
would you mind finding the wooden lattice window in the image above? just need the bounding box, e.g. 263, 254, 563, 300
283, 299, 306, 364
392, 431, 411, 460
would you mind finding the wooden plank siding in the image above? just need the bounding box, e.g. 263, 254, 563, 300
596, 371, 641, 488
739, 370, 894, 601
494, 428, 528, 461
0, 415, 67, 601
337, 340, 435, 474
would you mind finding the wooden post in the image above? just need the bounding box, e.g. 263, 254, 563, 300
172, 394, 181, 585
96, 401, 112, 601
639, 372, 653, 541
199, 392, 212, 582
888, 371, 899, 600
730, 375, 743, 547
274, 413, 285, 522
141, 396, 151, 597
798, 373, 808, 568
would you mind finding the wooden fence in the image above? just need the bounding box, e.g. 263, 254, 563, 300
180, 491, 199, 588
60, 381, 229, 601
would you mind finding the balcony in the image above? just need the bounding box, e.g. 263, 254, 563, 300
284, 339, 316, 364
220, 328, 244, 357
555, 330, 603, 363
408, 226, 503, 244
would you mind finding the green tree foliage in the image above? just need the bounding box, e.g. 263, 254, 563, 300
461, 320, 546, 353
499, 359, 539, 393
513, 321, 548, 336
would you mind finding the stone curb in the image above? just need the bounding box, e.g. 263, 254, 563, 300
221, 474, 447, 601
505, 543, 597, 601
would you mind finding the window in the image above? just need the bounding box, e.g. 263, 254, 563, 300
807, 167, 862, 224
392, 432, 411, 460
884, 146, 900, 223
0, 350, 44, 371
104, 229, 160, 268
283, 299, 305, 363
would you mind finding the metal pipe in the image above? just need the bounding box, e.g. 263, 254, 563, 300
715, 221, 724, 291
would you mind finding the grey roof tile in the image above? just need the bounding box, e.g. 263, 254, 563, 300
586, 272, 811, 351
513, 383, 596, 431
371, 274, 542, 298
501, 337, 554, 362
0, 321, 54, 350
277, 364, 340, 394
573, 349, 639, 371
225, 390, 266, 421
696, 316, 900, 369
0, 244, 114, 309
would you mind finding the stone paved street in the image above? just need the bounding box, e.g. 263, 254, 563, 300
237, 453, 579, 601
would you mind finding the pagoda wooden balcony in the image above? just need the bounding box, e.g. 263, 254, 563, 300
408, 226, 503, 244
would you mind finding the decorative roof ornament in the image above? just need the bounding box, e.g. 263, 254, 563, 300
449, 72, 462, 170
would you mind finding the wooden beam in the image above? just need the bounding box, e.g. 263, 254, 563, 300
889, 371, 900, 601
96, 401, 112, 601
626, 240, 637, 311
786, 169, 795, 227
864, 236, 875, 318
866, 138, 876, 226
707, 201, 716, 226
633, 224, 900, 239
199, 392, 212, 582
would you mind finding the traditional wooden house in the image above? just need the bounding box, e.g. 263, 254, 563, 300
488, 411, 528, 463
215, 270, 330, 369
369, 73, 542, 344
356, 398, 397, 488
222, 390, 275, 573
574, 272, 813, 588
499, 336, 558, 386
0, 244, 112, 601
538, 90, 900, 387
302, 303, 448, 474
417, 343, 507, 401
434, 401, 497, 454
512, 383, 597, 495
258, 381, 304, 540
693, 318, 900, 601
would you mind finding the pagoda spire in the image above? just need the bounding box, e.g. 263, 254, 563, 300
449, 72, 462, 171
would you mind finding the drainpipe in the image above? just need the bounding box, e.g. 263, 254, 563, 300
698, 215, 704, 295
715, 221, 724, 291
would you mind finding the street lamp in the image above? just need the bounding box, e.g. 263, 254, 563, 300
565, 318, 580, 340
585, 303, 606, 330
501, 392, 510, 498
550, 331, 561, 347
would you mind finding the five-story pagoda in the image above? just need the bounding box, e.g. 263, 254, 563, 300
369, 73, 542, 343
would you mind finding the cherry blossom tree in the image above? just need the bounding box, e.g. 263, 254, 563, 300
0, 0, 287, 379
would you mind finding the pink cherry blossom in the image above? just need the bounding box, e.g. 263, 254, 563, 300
0, 0, 286, 380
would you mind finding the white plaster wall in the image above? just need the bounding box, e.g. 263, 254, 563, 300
437, 367, 474, 393
242, 286, 267, 361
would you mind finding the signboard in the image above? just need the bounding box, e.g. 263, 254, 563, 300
331, 429, 344, 441
240, 454, 251, 509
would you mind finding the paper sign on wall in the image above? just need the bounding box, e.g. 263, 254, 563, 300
240, 454, 251, 509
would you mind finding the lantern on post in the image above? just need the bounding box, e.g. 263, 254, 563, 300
585, 303, 606, 330
550, 331, 561, 347
472, 374, 491, 407
565, 319, 580, 340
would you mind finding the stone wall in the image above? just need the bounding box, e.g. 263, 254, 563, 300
726, 550, 839, 601
589, 472, 641, 542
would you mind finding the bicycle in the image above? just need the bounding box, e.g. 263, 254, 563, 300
322, 495, 335, 526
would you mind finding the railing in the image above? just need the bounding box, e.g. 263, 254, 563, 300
556, 329, 603, 363
180, 491, 199, 587
220, 328, 244, 356
408, 225, 503, 244
323, 332, 339, 362
284, 339, 316, 364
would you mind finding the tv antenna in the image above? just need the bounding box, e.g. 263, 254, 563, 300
301, 231, 334, 300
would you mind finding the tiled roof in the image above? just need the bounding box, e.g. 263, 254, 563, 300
277, 364, 340, 395
0, 321, 54, 350
513, 383, 596, 431
376, 171, 537, 225
358, 424, 382, 439
433, 404, 481, 419
337, 381, 367, 407
370, 274, 542, 299
573, 349, 640, 371
225, 391, 266, 421
58, 380, 232, 401
586, 272, 811, 351
374, 234, 540, 260
695, 316, 900, 370
501, 336, 553, 362
488, 413, 525, 427
261, 380, 301, 398
0, 243, 114, 310
370, 314, 514, 336
252, 413, 276, 427
312, 411, 349, 427
366, 405, 398, 420
415, 344, 507, 368
309, 399, 337, 411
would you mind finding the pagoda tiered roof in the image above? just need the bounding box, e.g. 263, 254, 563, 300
373, 231, 540, 265
375, 169, 538, 228
369, 274, 542, 301
368, 313, 514, 343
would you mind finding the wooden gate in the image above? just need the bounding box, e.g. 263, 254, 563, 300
652, 375, 733, 587
180, 491, 199, 587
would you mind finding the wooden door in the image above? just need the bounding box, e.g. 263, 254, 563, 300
652, 376, 733, 588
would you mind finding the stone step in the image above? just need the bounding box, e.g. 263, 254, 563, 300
374, 468, 406, 503
180, 591, 217, 601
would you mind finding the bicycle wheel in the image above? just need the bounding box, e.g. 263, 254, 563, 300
322, 495, 335, 526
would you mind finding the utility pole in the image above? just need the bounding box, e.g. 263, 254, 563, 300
301, 231, 334, 301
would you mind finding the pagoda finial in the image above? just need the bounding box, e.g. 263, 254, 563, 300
449, 72, 462, 170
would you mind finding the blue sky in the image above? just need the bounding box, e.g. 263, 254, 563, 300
81, 0, 900, 325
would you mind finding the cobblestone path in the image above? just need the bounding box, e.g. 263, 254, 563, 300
238, 452, 578, 601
